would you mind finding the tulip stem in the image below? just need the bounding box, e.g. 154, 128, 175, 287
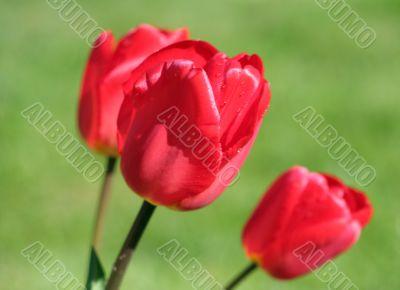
92, 156, 117, 251
225, 262, 258, 290
105, 201, 156, 290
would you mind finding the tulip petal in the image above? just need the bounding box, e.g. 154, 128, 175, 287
179, 119, 262, 210
242, 166, 310, 257
263, 220, 361, 279
118, 41, 219, 151
78, 26, 189, 155
120, 61, 221, 207
203, 53, 229, 105
344, 187, 373, 227
223, 80, 270, 160
209, 54, 270, 159
106, 25, 189, 84
122, 40, 219, 99
284, 173, 352, 233
78, 31, 115, 152
323, 174, 373, 227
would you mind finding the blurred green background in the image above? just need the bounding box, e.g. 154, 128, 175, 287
1, 0, 399, 289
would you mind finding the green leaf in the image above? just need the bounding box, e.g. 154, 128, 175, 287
85, 247, 106, 290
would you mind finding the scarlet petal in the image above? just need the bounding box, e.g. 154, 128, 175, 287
78, 25, 189, 156
207, 53, 269, 158
107, 25, 189, 84
120, 61, 221, 208
242, 166, 310, 257
284, 173, 352, 233
265, 220, 361, 279
323, 174, 373, 227
234, 53, 264, 75
179, 121, 263, 210
203, 53, 229, 104
118, 41, 219, 151
122, 40, 219, 98
344, 187, 373, 227
78, 31, 115, 150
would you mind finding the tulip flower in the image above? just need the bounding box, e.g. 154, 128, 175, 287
105, 40, 271, 290
117, 40, 271, 210
78, 25, 188, 247
225, 166, 373, 289
77, 25, 188, 289
78, 24, 189, 156
78, 24, 188, 246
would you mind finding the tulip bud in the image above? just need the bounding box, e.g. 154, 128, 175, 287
78, 24, 189, 156
242, 166, 373, 279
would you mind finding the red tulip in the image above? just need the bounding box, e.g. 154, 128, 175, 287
242, 166, 373, 279
78, 24, 189, 156
117, 40, 271, 210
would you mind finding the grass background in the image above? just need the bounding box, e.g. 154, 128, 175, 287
1, 0, 399, 289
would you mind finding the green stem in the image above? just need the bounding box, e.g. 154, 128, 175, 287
92, 157, 117, 251
225, 262, 258, 290
105, 201, 156, 290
